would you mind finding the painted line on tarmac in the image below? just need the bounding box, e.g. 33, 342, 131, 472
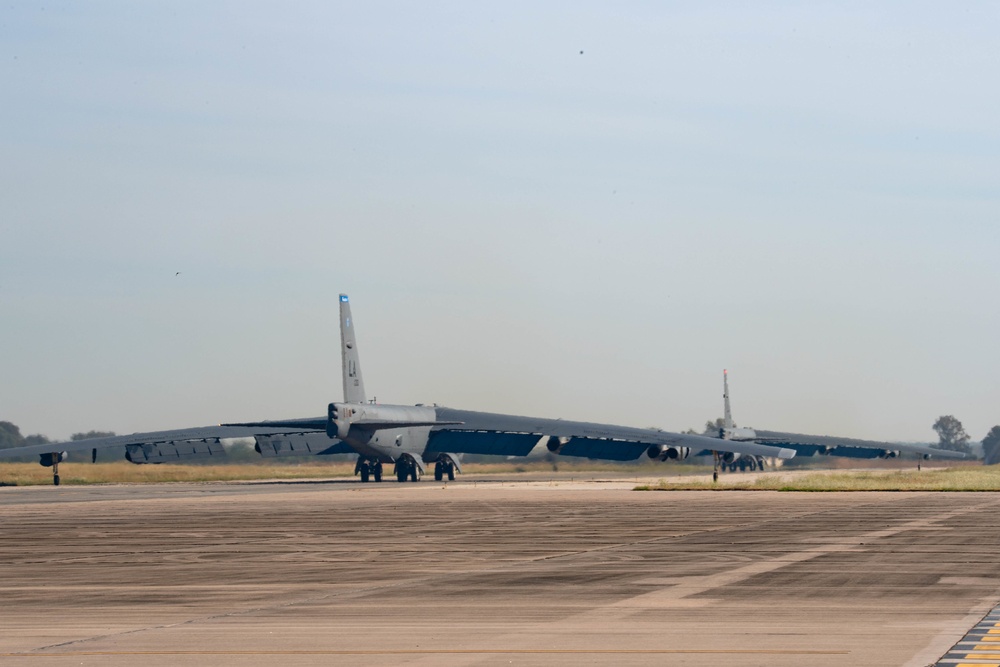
935, 603, 1000, 666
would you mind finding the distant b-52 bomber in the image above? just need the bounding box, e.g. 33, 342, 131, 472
708, 369, 961, 473
1, 295, 961, 485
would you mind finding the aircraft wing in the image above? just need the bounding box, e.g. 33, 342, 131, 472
748, 430, 965, 460
427, 408, 796, 461
0, 420, 346, 463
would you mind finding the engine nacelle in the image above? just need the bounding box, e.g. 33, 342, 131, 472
719, 451, 739, 465
546, 436, 568, 454
646, 444, 690, 461
879, 449, 900, 459
328, 402, 359, 440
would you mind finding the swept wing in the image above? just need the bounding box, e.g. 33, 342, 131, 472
428, 408, 796, 461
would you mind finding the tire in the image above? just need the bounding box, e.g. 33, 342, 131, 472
447, 466, 455, 481
409, 467, 419, 482
374, 465, 383, 483
397, 467, 407, 483
360, 467, 370, 483
434, 462, 443, 481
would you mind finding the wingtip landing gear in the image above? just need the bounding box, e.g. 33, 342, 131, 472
39, 452, 66, 486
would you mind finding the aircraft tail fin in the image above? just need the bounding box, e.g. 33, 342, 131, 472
339, 294, 366, 404
723, 369, 733, 430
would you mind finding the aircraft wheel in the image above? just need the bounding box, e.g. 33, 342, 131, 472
53, 474, 60, 486
434, 462, 443, 481
374, 464, 383, 483
396, 467, 407, 483
447, 465, 455, 481
360, 467, 370, 483
409, 467, 419, 482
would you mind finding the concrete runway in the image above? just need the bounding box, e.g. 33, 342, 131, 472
3, 476, 1000, 666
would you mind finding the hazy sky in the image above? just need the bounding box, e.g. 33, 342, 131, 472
2, 2, 998, 444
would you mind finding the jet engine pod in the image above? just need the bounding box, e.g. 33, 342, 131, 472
879, 449, 900, 459
546, 436, 568, 454
719, 451, 739, 465
328, 402, 353, 440
327, 403, 340, 439
646, 444, 690, 461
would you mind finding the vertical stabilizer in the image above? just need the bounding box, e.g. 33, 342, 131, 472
339, 294, 366, 404
723, 369, 733, 430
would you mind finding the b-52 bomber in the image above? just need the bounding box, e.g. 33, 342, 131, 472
708, 369, 963, 473
1, 294, 797, 485
0, 295, 959, 485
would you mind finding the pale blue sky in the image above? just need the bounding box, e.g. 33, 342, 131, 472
2, 2, 998, 443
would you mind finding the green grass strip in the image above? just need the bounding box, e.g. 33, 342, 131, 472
636, 466, 1000, 492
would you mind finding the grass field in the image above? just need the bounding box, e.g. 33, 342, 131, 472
0, 461, 358, 486
3, 460, 996, 491
0, 459, 673, 486
637, 465, 1000, 492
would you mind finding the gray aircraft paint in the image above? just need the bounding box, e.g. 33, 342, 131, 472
723, 369, 733, 431
339, 294, 366, 405
717, 371, 964, 461
0, 294, 961, 481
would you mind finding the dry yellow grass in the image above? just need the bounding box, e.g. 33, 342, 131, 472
0, 461, 356, 486
4, 459, 992, 491
637, 466, 1000, 492
0, 459, 677, 486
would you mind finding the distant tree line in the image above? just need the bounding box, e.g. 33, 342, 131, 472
930, 415, 1000, 463
1, 422, 118, 451
984, 426, 1000, 466
0, 421, 52, 451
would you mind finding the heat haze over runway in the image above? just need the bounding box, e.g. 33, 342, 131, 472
3, 478, 1000, 666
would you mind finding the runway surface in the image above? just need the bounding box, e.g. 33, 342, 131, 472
3, 476, 1000, 666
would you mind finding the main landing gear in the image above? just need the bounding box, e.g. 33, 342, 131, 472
434, 458, 456, 481
723, 456, 765, 473
394, 456, 420, 483
354, 457, 384, 483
